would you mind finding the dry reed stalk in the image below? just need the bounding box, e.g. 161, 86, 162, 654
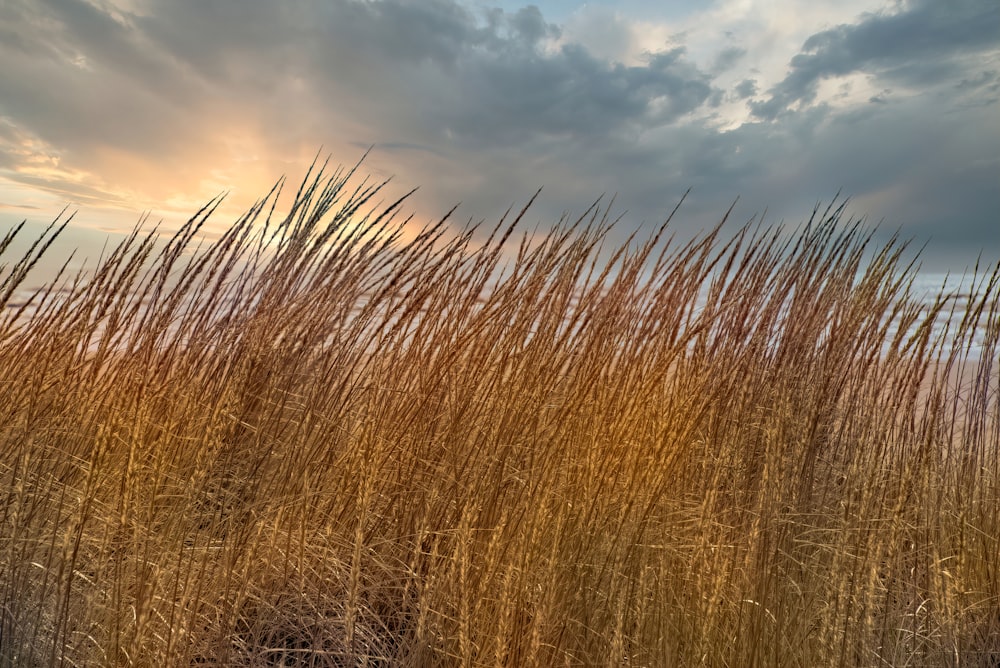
0, 159, 997, 666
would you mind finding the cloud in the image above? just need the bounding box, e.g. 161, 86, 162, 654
712, 46, 747, 73
0, 0, 720, 206
270, 1, 717, 148
734, 79, 758, 99
424, 44, 717, 149
0, 0, 997, 269
752, 0, 1000, 119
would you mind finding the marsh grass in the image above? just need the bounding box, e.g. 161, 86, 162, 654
1, 160, 998, 666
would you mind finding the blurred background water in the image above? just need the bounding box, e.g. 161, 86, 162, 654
4, 271, 996, 361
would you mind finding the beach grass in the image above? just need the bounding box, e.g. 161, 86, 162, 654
1, 161, 998, 666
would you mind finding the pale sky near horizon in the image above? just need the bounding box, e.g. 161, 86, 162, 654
1, 0, 998, 271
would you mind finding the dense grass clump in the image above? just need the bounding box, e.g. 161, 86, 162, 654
1, 161, 998, 666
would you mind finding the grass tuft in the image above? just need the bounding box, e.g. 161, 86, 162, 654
1, 162, 998, 666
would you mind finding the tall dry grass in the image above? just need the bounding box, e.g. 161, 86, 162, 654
1, 160, 998, 666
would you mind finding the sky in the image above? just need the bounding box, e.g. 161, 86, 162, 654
1, 0, 998, 271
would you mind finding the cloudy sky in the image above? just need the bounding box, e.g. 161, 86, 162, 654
1, 0, 998, 270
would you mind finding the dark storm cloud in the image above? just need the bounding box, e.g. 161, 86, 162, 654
485, 88, 997, 266
100, 0, 716, 148
0, 0, 997, 268
0, 0, 206, 160
428, 45, 716, 148
297, 1, 716, 147
752, 0, 1000, 119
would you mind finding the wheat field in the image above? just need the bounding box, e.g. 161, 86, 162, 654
1, 161, 998, 666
